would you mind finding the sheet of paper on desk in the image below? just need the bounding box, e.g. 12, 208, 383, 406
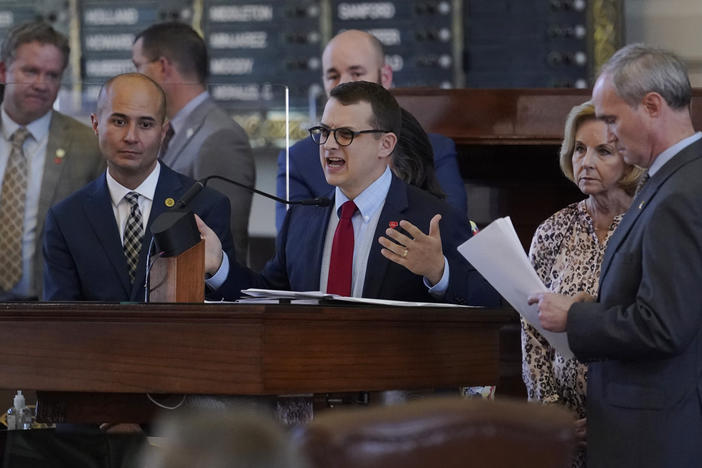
234, 289, 330, 304
327, 296, 470, 308
241, 289, 330, 300
238, 289, 468, 308
457, 216, 573, 358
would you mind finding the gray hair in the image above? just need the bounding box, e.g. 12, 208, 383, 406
1, 21, 70, 70
600, 43, 691, 110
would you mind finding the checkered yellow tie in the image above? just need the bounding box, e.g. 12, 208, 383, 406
0, 127, 31, 291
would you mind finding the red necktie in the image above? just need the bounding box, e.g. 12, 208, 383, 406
327, 201, 357, 296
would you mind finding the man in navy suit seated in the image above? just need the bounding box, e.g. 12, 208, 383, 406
275, 29, 468, 231
43, 73, 236, 301
203, 81, 497, 306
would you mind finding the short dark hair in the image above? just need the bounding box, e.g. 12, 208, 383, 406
329, 81, 402, 142
97, 73, 167, 123
134, 22, 208, 84
1, 21, 70, 70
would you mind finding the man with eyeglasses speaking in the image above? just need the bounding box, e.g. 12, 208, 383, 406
274, 29, 467, 232
202, 81, 497, 306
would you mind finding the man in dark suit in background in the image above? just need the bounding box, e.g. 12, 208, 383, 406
43, 73, 236, 301
202, 81, 497, 306
275, 29, 467, 231
531, 44, 702, 467
0, 21, 103, 300
132, 22, 255, 265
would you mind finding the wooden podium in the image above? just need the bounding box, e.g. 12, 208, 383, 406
149, 239, 205, 302
0, 302, 514, 423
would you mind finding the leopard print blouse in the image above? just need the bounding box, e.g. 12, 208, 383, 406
521, 200, 623, 468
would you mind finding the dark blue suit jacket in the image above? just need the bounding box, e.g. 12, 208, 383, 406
226, 175, 497, 305
43, 164, 236, 301
275, 134, 467, 231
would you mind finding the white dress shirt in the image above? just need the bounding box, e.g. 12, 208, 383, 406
106, 162, 160, 243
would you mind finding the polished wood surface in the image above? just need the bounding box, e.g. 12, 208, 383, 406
149, 240, 205, 302
394, 88, 702, 145
0, 302, 514, 423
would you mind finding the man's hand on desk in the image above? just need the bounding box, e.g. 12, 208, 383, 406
195, 214, 223, 274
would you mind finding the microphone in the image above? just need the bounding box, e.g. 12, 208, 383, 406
175, 180, 205, 209
152, 175, 331, 256
179, 175, 332, 207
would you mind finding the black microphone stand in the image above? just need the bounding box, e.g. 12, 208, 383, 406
199, 175, 332, 207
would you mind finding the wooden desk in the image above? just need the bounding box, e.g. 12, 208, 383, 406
0, 302, 514, 423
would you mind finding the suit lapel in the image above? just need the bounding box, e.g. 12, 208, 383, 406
309, 201, 333, 290
362, 176, 408, 298
82, 175, 132, 296
600, 138, 702, 283
162, 98, 211, 163
37, 113, 70, 240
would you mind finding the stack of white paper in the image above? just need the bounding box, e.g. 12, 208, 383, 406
457, 217, 573, 358
238, 289, 467, 308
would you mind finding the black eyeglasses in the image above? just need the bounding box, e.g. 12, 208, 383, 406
308, 125, 390, 147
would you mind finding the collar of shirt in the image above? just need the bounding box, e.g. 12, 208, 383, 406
106, 161, 160, 207
648, 131, 702, 176
1, 107, 52, 143
334, 165, 392, 222
107, 162, 161, 241
167, 91, 209, 136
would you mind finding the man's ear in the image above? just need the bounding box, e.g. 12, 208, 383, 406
155, 56, 172, 79
641, 92, 663, 118
0, 61, 6, 83
161, 119, 170, 140
90, 113, 99, 136
378, 132, 398, 159
380, 64, 393, 89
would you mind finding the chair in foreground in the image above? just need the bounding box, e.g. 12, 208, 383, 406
293, 397, 576, 468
